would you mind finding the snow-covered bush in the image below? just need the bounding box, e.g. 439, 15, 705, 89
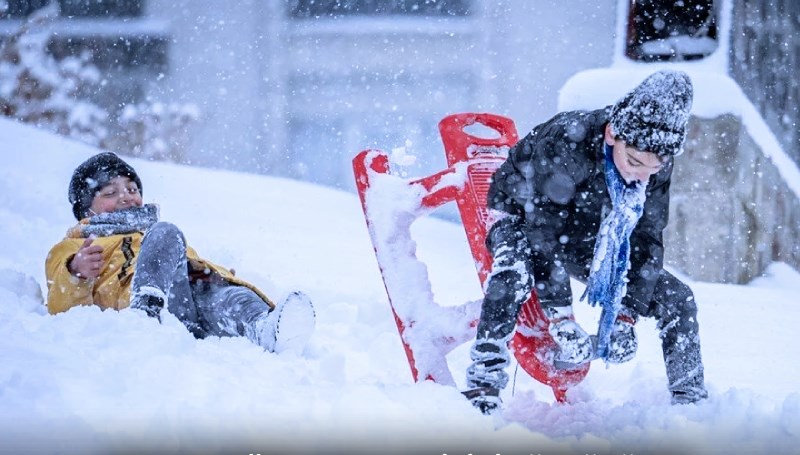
0, 1, 200, 164
106, 101, 200, 163
0, 3, 107, 146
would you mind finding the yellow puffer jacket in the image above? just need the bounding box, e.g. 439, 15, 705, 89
46, 224, 274, 315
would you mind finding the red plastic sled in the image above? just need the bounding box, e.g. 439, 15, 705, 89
352, 113, 589, 402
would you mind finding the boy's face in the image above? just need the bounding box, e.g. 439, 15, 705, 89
88, 175, 143, 216
605, 124, 665, 185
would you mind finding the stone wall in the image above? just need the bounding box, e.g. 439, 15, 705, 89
729, 0, 800, 166
665, 114, 800, 283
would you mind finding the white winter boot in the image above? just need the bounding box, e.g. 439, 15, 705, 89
250, 291, 315, 354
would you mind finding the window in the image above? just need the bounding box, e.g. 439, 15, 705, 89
626, 0, 718, 61
3, 0, 142, 18
288, 0, 471, 18
48, 35, 167, 71
49, 32, 168, 109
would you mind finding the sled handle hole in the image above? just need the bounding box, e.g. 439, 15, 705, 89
462, 122, 502, 141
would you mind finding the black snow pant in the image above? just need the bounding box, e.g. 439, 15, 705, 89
467, 221, 707, 400
130, 222, 270, 340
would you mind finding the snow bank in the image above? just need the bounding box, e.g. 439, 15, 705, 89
1, 117, 799, 453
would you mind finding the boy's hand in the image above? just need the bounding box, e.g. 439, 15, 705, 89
68, 236, 104, 279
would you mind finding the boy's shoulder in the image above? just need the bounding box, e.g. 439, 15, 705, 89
548, 107, 610, 132
525, 107, 610, 144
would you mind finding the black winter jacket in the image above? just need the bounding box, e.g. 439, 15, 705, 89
487, 108, 674, 315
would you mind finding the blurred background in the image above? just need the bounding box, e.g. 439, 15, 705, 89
2, 0, 795, 192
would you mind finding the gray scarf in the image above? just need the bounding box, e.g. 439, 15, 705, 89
79, 204, 159, 238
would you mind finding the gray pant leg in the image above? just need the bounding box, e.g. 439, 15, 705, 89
192, 283, 269, 338
132, 222, 186, 297
468, 220, 535, 391
645, 270, 707, 398
165, 269, 204, 338
132, 222, 202, 336
475, 219, 535, 342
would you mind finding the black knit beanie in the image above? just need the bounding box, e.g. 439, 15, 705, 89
68, 152, 142, 220
609, 70, 694, 157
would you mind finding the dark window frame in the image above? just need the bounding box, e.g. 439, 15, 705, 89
625, 0, 718, 62
2, 0, 143, 18
288, 0, 472, 19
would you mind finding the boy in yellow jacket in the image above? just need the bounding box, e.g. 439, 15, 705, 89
46, 152, 315, 353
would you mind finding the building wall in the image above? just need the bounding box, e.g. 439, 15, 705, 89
146, 0, 272, 171
668, 114, 800, 283
7, 1, 799, 197
145, 0, 615, 189
729, 0, 800, 164
495, 1, 616, 133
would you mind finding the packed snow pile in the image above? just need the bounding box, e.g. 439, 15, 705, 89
1, 118, 799, 454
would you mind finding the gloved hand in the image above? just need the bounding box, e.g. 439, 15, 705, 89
546, 306, 594, 366
606, 308, 638, 363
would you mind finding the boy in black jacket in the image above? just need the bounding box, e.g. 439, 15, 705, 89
465, 70, 707, 413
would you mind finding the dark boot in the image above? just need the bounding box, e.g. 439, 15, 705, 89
130, 286, 166, 322
671, 388, 708, 405
464, 338, 510, 414
462, 386, 501, 415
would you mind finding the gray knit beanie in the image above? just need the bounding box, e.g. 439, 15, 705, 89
609, 70, 694, 157
68, 152, 142, 220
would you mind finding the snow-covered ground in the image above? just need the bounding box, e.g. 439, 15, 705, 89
2, 117, 799, 454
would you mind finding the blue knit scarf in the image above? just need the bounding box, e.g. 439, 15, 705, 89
582, 145, 647, 360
